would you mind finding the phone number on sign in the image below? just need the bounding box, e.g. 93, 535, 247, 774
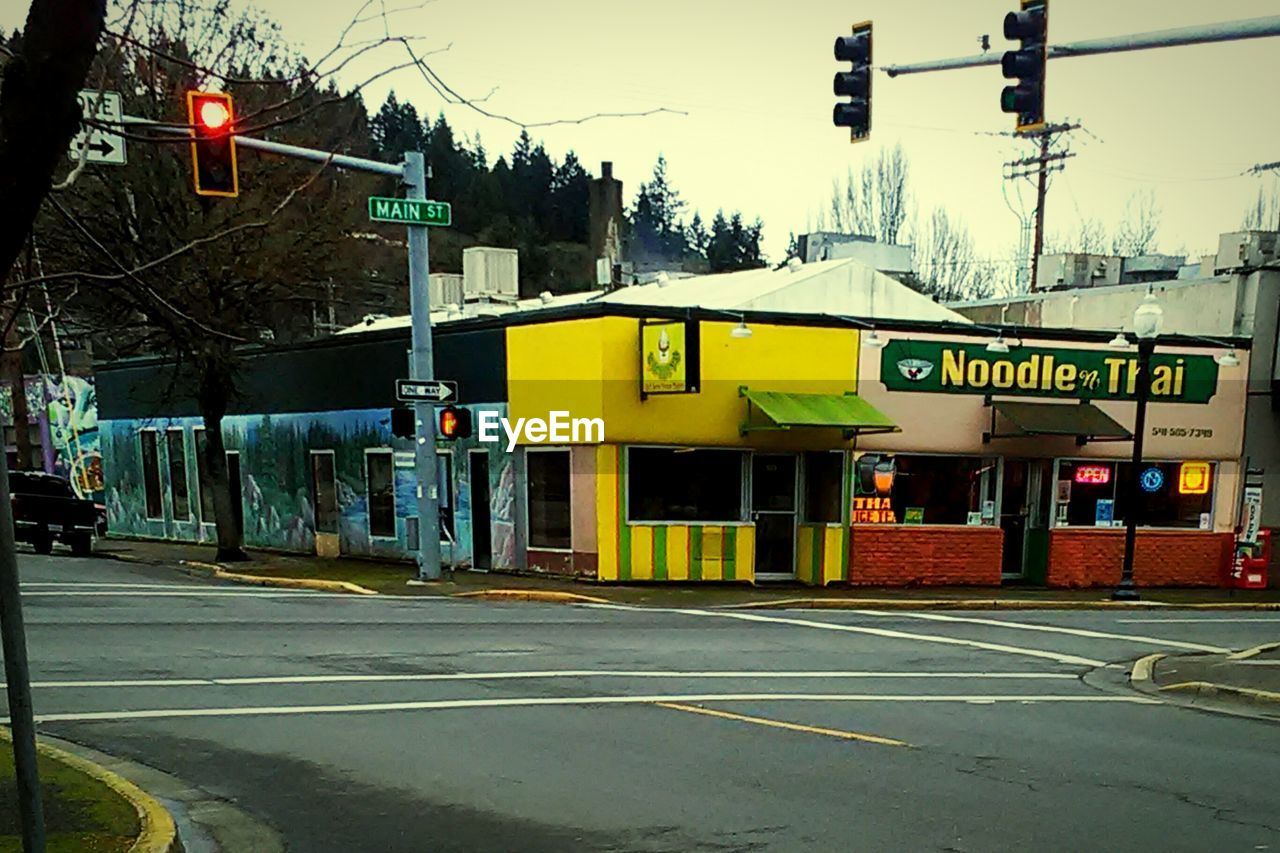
1151, 426, 1213, 438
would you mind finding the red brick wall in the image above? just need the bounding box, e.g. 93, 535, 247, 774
1046, 529, 1232, 588
848, 526, 1004, 586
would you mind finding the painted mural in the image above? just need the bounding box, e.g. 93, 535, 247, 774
1, 374, 103, 502
99, 404, 515, 568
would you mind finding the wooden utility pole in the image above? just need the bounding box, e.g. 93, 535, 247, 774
1004, 122, 1079, 291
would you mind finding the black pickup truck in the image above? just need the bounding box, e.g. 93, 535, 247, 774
9, 471, 102, 556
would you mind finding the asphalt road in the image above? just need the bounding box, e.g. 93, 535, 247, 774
6, 552, 1280, 852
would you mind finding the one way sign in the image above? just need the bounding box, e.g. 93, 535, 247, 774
69, 90, 127, 166
396, 379, 457, 403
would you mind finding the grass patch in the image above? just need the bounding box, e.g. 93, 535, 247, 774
0, 740, 139, 853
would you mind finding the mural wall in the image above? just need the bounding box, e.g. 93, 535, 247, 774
2, 374, 103, 502
99, 404, 515, 568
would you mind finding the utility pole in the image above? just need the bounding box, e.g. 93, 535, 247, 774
403, 152, 443, 581
1003, 122, 1078, 290
0, 456, 46, 853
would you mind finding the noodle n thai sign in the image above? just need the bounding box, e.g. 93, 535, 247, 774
879, 340, 1219, 404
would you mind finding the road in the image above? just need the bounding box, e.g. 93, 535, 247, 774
7, 552, 1280, 852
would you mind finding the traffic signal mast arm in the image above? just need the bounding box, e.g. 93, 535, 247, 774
882, 13, 1280, 77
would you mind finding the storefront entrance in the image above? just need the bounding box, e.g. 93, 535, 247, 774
752, 454, 797, 580
1000, 459, 1051, 582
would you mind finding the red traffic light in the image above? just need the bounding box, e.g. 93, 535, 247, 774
186, 90, 239, 197
437, 406, 472, 440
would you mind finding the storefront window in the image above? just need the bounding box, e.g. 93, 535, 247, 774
1055, 460, 1215, 529
853, 453, 997, 526
140, 430, 163, 520
527, 450, 571, 549
803, 451, 843, 524
628, 448, 745, 522
366, 451, 395, 538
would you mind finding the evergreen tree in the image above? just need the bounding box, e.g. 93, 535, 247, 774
628, 154, 689, 263
369, 91, 426, 160
550, 151, 591, 243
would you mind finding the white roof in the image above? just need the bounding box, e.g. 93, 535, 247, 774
336, 257, 969, 335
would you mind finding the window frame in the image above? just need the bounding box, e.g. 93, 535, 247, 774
437, 449, 455, 544
851, 451, 999, 528
166, 427, 191, 521
364, 448, 397, 540
1050, 457, 1217, 531
525, 446, 573, 551
309, 449, 339, 536
624, 445, 750, 526
139, 428, 164, 521
192, 427, 216, 526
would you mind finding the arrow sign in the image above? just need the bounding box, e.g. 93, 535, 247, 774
69, 90, 127, 166
396, 379, 457, 403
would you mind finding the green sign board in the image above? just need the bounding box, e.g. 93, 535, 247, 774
879, 339, 1219, 404
368, 196, 452, 226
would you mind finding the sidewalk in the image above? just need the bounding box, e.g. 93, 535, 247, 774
1147, 644, 1280, 717
92, 537, 1280, 609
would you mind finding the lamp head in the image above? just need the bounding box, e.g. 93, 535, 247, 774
1133, 291, 1163, 340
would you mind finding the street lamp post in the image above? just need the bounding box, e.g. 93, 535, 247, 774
1113, 291, 1164, 601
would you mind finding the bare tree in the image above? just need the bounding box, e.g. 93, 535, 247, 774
828, 143, 911, 244
1111, 190, 1161, 257
1242, 180, 1280, 231
914, 207, 992, 301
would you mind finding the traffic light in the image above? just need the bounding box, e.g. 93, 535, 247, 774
833, 22, 873, 143
391, 408, 415, 439
437, 406, 472, 440
1000, 0, 1048, 133
187, 90, 239, 197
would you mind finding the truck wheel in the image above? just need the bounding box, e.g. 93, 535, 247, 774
70, 534, 92, 557
32, 536, 53, 555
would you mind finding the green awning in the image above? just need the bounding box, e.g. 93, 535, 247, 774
740, 388, 899, 436
989, 400, 1132, 442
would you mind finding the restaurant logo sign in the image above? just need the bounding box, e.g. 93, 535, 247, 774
640, 319, 700, 397
880, 340, 1219, 404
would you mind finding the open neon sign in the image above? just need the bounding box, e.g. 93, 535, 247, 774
1073, 464, 1112, 485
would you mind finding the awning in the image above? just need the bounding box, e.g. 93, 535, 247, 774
739, 388, 899, 437
986, 400, 1132, 445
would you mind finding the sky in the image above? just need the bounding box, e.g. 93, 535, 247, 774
9, 0, 1280, 269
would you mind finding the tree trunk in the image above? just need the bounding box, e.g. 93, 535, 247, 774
0, 0, 107, 276
196, 357, 246, 562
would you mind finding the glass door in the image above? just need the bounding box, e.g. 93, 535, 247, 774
752, 454, 797, 580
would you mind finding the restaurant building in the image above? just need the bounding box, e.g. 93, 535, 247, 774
97, 298, 1249, 588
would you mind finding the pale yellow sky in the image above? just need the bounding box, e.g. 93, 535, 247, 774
10, 0, 1280, 267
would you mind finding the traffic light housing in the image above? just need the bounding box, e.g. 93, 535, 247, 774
391, 408, 415, 439
437, 406, 472, 440
833, 21, 872, 143
1001, 0, 1048, 132
187, 90, 239, 197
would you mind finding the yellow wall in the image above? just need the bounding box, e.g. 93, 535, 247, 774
508, 317, 862, 448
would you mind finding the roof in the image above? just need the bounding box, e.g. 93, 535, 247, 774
337, 257, 970, 336
990, 400, 1132, 442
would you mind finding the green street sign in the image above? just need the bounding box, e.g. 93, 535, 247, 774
368, 196, 452, 226
879, 339, 1220, 404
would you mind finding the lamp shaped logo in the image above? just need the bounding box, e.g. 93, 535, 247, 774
896, 358, 934, 382
1178, 462, 1211, 495
646, 328, 681, 380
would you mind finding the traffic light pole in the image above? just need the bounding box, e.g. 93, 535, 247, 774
882, 14, 1280, 77
403, 152, 443, 581
117, 115, 443, 578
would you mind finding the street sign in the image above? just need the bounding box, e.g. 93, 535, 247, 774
69, 90, 127, 165
396, 378, 457, 402
369, 197, 452, 226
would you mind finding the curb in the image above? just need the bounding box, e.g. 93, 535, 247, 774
719, 598, 1280, 611
1159, 680, 1280, 706
1227, 640, 1280, 661
0, 729, 179, 853
177, 560, 378, 595
1130, 652, 1165, 687
451, 589, 610, 605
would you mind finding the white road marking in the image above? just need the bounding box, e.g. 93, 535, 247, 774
19, 588, 461, 602
22, 582, 225, 589
580, 604, 1107, 667
13, 692, 1160, 724
1238, 660, 1280, 666
852, 610, 1230, 653
7, 670, 1080, 690
1118, 618, 1280, 624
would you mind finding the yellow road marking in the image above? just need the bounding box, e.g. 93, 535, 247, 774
655, 702, 908, 747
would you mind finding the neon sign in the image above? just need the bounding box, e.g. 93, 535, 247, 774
1073, 464, 1111, 485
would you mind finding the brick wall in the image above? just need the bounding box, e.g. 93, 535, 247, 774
848, 526, 1004, 586
1046, 529, 1232, 588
